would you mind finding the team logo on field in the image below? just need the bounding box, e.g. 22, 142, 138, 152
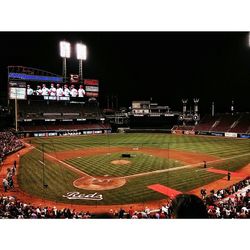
62, 192, 103, 201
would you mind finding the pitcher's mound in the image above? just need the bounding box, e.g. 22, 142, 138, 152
111, 160, 131, 165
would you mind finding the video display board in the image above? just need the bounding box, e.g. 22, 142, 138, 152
84, 79, 99, 98
9, 81, 27, 100
9, 73, 99, 102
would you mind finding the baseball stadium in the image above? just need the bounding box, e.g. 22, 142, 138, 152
0, 36, 250, 219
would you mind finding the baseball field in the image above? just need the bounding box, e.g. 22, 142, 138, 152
17, 133, 250, 207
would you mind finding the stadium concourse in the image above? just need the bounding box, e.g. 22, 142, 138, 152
0, 134, 249, 218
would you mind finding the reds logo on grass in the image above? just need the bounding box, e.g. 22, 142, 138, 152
63, 192, 103, 201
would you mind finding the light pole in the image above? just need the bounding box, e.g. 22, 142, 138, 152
76, 43, 87, 84
15, 88, 18, 132
60, 41, 71, 83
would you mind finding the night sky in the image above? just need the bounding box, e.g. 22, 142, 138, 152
0, 32, 250, 113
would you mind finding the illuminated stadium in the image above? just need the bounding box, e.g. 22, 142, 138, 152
0, 33, 249, 219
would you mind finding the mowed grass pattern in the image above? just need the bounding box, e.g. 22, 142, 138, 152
18, 148, 226, 205
17, 133, 250, 205
31, 133, 250, 158
65, 152, 182, 177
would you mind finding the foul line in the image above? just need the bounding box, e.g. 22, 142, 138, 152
117, 152, 250, 180
38, 160, 45, 166
34, 146, 92, 178
32, 142, 250, 182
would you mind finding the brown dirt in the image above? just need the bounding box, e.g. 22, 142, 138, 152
2, 142, 248, 214
73, 176, 126, 190
111, 160, 131, 165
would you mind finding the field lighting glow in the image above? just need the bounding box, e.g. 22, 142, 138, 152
76, 43, 87, 60
60, 41, 71, 58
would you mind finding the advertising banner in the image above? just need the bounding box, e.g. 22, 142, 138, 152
197, 131, 210, 135
132, 102, 141, 109
84, 79, 99, 98
9, 87, 27, 100
184, 130, 195, 135
9, 81, 27, 100
85, 92, 98, 97
84, 79, 99, 86
225, 132, 237, 138
211, 132, 224, 137
85, 86, 99, 92
134, 109, 144, 114
239, 134, 250, 139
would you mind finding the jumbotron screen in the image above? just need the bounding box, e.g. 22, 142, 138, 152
8, 77, 99, 102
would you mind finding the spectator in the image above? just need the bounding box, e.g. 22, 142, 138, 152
171, 194, 209, 218
203, 161, 207, 168
2, 178, 8, 192
118, 208, 125, 219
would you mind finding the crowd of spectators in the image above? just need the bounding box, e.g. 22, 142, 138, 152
0, 177, 249, 219
0, 196, 92, 219
0, 132, 24, 162
203, 177, 250, 218
107, 177, 250, 219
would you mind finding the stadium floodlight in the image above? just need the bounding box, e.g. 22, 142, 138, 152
60, 41, 71, 58
76, 43, 87, 60
59, 41, 71, 82
76, 43, 87, 84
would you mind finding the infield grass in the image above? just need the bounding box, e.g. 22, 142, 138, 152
65, 152, 182, 177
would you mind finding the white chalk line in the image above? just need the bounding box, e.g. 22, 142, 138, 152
34, 146, 92, 177
32, 143, 250, 181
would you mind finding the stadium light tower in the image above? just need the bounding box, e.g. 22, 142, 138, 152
59, 41, 71, 82
76, 43, 87, 84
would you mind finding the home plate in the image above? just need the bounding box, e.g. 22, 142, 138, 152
77, 157, 81, 159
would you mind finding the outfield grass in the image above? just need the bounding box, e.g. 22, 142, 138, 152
30, 133, 250, 158
18, 133, 250, 205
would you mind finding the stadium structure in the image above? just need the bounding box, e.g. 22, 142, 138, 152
0, 53, 250, 219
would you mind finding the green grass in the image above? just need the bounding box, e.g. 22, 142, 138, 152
65, 152, 182, 177
30, 133, 250, 157
18, 133, 250, 205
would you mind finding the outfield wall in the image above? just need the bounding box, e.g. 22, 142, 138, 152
124, 128, 250, 138
18, 128, 112, 138
196, 131, 250, 139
